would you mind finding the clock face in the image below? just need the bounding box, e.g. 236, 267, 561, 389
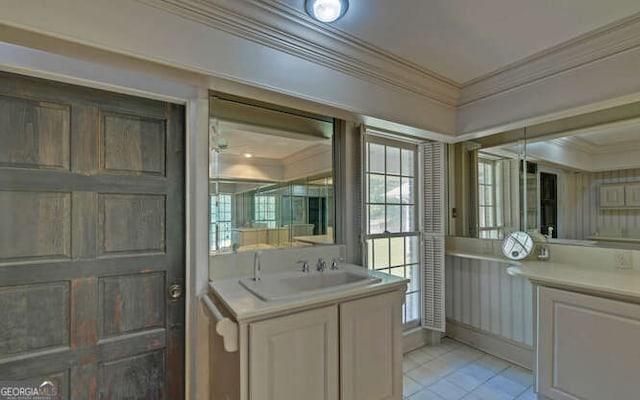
502, 231, 534, 261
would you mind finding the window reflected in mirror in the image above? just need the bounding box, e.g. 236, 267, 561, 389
476, 147, 529, 239
448, 101, 640, 247
209, 95, 334, 255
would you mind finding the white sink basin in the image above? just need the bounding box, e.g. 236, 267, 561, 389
239, 268, 382, 301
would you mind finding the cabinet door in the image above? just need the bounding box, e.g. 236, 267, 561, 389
340, 291, 404, 400
537, 287, 640, 400
599, 184, 625, 207
624, 182, 640, 206
249, 306, 338, 400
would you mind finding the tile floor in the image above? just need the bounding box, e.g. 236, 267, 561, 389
403, 338, 536, 400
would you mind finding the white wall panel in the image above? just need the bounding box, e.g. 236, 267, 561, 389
445, 255, 533, 347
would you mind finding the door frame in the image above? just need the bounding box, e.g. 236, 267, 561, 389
0, 62, 209, 399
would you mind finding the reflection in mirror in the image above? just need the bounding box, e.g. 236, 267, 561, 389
209, 96, 334, 255
476, 145, 523, 239
448, 135, 525, 240
449, 99, 640, 247
524, 123, 640, 244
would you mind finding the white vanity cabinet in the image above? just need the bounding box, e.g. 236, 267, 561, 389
249, 305, 339, 400
537, 286, 640, 400
209, 286, 405, 400
340, 291, 403, 400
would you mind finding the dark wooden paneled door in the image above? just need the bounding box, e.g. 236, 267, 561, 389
540, 172, 558, 238
0, 72, 185, 399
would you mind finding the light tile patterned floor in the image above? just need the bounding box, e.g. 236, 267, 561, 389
403, 339, 536, 400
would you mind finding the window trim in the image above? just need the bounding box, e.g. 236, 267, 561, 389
363, 133, 421, 326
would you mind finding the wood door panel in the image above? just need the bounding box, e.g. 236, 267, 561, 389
98, 194, 166, 255
71, 192, 99, 260
102, 112, 166, 176
99, 272, 166, 338
24, 370, 71, 400
71, 278, 98, 348
0, 71, 184, 398
0, 256, 168, 286
0, 169, 168, 193
98, 350, 165, 400
0, 190, 71, 261
0, 282, 70, 357
0, 95, 70, 170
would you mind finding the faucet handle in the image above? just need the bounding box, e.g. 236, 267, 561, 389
330, 257, 342, 270
297, 260, 310, 273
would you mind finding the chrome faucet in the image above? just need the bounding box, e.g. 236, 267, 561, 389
298, 260, 310, 273
253, 251, 261, 281
316, 258, 327, 272
330, 257, 340, 270
538, 245, 550, 261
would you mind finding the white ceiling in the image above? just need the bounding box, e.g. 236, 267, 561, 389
280, 0, 640, 83
577, 125, 640, 146
556, 124, 640, 152
213, 126, 330, 160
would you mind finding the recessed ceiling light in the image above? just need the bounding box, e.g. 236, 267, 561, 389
243, 153, 253, 158
306, 0, 348, 23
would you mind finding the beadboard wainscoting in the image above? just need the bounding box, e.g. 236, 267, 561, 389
445, 255, 534, 369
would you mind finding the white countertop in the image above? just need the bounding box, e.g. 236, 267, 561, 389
209, 264, 408, 322
293, 235, 334, 245
508, 262, 640, 300
446, 250, 513, 264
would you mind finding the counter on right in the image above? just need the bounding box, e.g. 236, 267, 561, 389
508, 261, 640, 400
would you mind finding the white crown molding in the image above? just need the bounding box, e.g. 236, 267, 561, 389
139, 0, 460, 106
460, 12, 640, 106
557, 135, 640, 155
136, 0, 640, 131
283, 143, 331, 167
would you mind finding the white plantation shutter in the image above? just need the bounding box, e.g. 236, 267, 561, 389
421, 142, 446, 331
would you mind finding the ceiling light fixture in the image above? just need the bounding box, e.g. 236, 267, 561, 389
243, 153, 253, 158
306, 0, 348, 23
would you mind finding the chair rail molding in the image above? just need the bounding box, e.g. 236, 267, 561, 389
138, 0, 461, 106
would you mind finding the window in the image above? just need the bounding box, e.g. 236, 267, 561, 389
478, 158, 503, 239
254, 194, 277, 228
364, 137, 420, 326
210, 194, 232, 252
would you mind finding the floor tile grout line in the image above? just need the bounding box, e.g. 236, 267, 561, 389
404, 339, 534, 400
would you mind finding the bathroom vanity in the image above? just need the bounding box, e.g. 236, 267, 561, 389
508, 262, 640, 400
205, 264, 407, 400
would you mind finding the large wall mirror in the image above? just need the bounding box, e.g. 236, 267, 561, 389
449, 100, 640, 248
209, 94, 335, 255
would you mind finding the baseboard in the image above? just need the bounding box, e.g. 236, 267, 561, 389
446, 319, 534, 370
403, 327, 444, 354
